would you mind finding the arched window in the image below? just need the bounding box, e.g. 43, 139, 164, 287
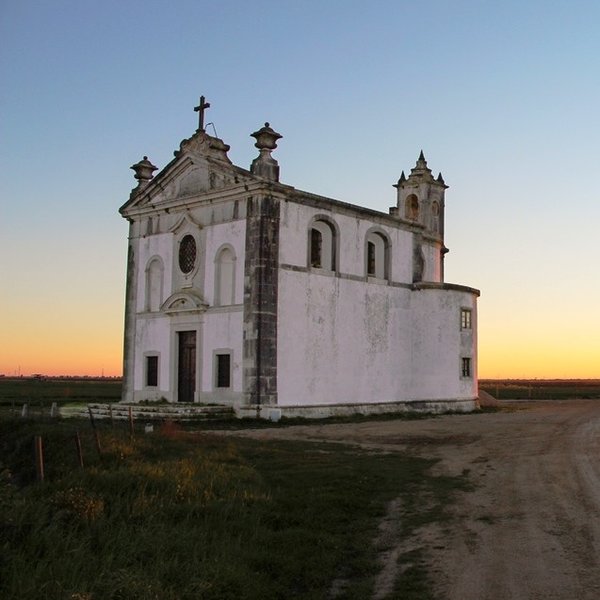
413, 245, 425, 283
215, 246, 236, 306
308, 218, 337, 271
145, 257, 164, 312
365, 230, 389, 280
431, 201, 440, 233
405, 194, 419, 220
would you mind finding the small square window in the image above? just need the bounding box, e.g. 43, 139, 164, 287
146, 356, 158, 387
461, 309, 472, 330
461, 357, 472, 378
216, 354, 231, 388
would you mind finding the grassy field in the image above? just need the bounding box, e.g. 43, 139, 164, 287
0, 417, 469, 600
3, 377, 600, 408
0, 378, 122, 407
480, 379, 600, 400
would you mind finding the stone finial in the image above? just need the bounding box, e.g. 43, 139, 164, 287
251, 122, 282, 150
416, 150, 428, 168
393, 171, 406, 189
250, 123, 282, 181
130, 156, 157, 187
437, 172, 445, 184
408, 150, 433, 181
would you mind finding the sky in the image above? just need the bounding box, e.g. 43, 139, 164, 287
1, 0, 599, 379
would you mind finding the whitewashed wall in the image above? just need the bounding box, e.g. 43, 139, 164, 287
201, 309, 244, 395
132, 315, 172, 400
131, 216, 246, 403
276, 201, 477, 407
203, 220, 246, 306
279, 201, 416, 283
135, 232, 174, 312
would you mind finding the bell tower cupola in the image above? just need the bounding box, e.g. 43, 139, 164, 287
392, 151, 448, 239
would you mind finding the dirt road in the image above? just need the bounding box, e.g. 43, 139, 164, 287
224, 400, 600, 599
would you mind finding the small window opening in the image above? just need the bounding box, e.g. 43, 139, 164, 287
461, 357, 472, 378
216, 354, 231, 388
461, 309, 472, 330
367, 241, 376, 276
146, 356, 158, 387
310, 228, 323, 268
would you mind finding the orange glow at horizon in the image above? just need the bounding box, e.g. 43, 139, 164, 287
1, 307, 123, 378
477, 324, 600, 380
3, 324, 599, 379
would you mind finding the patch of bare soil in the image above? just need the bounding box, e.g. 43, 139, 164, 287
216, 400, 600, 599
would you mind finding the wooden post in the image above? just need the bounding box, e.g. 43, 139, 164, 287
74, 431, 84, 468
21, 403, 29, 418
109, 403, 114, 427
34, 436, 44, 482
128, 406, 134, 439
88, 407, 102, 456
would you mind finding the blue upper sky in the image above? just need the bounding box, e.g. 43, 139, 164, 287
1, 0, 599, 376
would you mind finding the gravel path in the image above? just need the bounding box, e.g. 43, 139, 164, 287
218, 400, 600, 599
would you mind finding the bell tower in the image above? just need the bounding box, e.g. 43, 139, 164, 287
392, 151, 447, 238
391, 152, 449, 282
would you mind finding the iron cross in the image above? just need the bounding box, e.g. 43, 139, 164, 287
194, 95, 210, 132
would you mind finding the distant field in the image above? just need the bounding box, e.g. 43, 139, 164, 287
0, 378, 122, 406
480, 379, 600, 400
2, 377, 599, 407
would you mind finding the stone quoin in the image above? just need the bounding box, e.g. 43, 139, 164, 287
119, 98, 480, 418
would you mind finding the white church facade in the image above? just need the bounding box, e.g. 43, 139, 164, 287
119, 99, 479, 418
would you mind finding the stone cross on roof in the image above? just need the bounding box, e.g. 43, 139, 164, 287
194, 95, 210, 132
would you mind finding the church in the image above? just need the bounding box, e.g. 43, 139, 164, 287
119, 98, 480, 418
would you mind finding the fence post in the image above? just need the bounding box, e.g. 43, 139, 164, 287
74, 430, 84, 468
88, 407, 102, 456
128, 406, 134, 440
34, 435, 44, 482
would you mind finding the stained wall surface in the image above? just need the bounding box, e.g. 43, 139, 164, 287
276, 200, 477, 406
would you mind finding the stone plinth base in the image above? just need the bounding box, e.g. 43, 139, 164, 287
236, 398, 479, 420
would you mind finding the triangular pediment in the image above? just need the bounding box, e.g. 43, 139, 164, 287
121, 130, 256, 214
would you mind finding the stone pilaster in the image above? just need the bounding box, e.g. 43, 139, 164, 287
243, 195, 280, 407
121, 226, 137, 402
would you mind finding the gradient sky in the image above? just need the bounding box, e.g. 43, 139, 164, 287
1, 0, 599, 378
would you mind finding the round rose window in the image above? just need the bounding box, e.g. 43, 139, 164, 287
178, 235, 197, 274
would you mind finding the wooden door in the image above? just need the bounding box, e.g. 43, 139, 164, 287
177, 331, 196, 403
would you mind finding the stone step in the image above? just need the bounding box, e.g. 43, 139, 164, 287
60, 403, 235, 422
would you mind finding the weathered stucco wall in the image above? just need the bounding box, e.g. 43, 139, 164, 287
277, 271, 476, 406
276, 200, 477, 407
